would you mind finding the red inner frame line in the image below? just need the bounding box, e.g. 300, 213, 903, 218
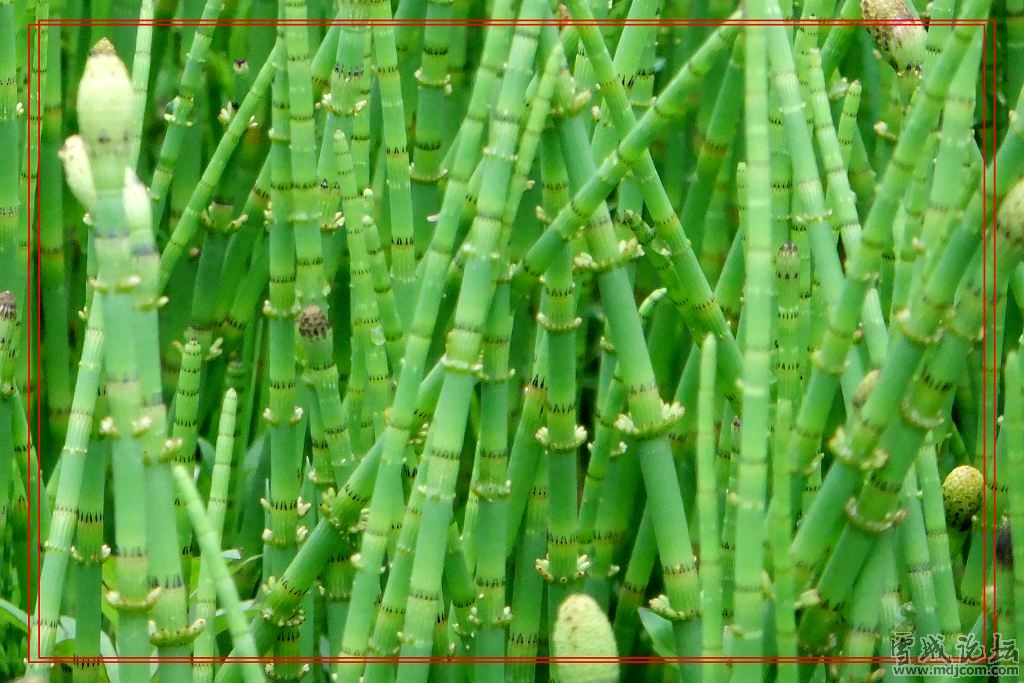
25, 16, 997, 667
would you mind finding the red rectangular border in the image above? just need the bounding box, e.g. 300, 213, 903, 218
25, 16, 999, 669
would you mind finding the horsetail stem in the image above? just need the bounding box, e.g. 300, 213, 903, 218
149, 0, 223, 228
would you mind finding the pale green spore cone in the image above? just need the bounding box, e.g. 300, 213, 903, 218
552, 593, 619, 683
942, 465, 983, 531
860, 0, 927, 73
77, 38, 135, 151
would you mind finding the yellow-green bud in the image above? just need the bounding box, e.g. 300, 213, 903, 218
77, 38, 135, 152
122, 167, 152, 234
942, 465, 984, 531
860, 0, 927, 73
59, 135, 96, 211
552, 594, 619, 683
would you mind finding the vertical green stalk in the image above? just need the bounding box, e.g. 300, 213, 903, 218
537, 130, 585, 625
29, 299, 104, 668
0, 0, 19, 294
771, 400, 797, 683
193, 389, 237, 683
39, 14, 72, 448
696, 335, 724, 665
158, 46, 277, 292
261, 23, 308, 679
367, 0, 416, 324
75, 38, 154, 674
396, 10, 543, 680
283, 0, 327, 311
149, 0, 223, 229
728, 23, 772, 669
785, 5, 992, 577
470, 279, 514, 683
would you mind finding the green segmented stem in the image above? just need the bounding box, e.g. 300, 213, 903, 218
331, 129, 404, 369
774, 242, 806, 410
395, 10, 543, 679
170, 459, 263, 683
834, 536, 889, 681
217, 168, 271, 346
791, 12, 1015, 590
896, 463, 942, 643
801, 42, 865, 269
517, 19, 741, 398
729, 24, 772, 665
542, 37, 705, 677
128, 0, 153, 170
409, 0, 452, 186
158, 46, 276, 292
366, 0, 416, 324
38, 19, 72, 448
350, 190, 394, 434
123, 166, 191, 682
340, 367, 446, 682
781, 2, 991, 556
610, 504, 655, 658
696, 335, 723, 660
562, 0, 745, 406
771, 400, 798, 683
361, 447, 451, 683
577, 333, 625, 560
283, 0, 327, 310
890, 146, 929, 314
193, 388, 237, 683
28, 298, 100, 665
718, 409, 740, 622
504, 337, 549, 550
70, 430, 109, 683
149, 0, 223, 228
337, 7, 517, 676
0, 0, 19, 293
587, 388, 642, 613
916, 435, 961, 639
32, 288, 102, 672
187, 200, 234, 355
803, 177, 1024, 635
335, 0, 372, 190
262, 20, 311, 676
506, 462, 548, 683
763, 11, 879, 388
215, 370, 443, 682
537, 130, 584, 622
171, 338, 202, 555
74, 39, 158, 674
221, 231, 269, 350
468, 285, 516, 682
298, 304, 352, 492
918, 29, 983, 269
